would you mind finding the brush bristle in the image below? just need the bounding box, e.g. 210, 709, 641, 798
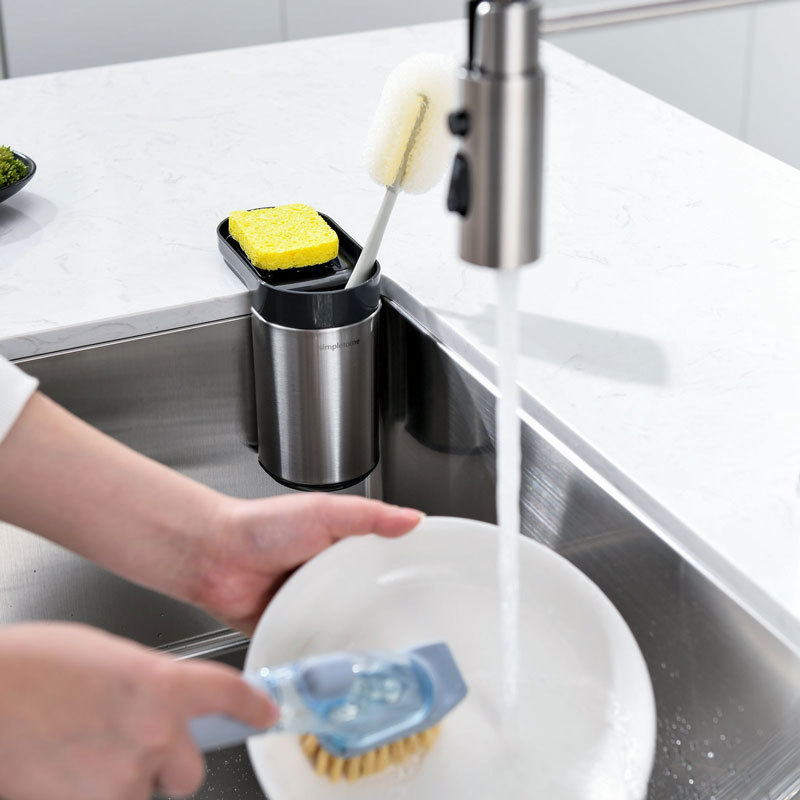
364, 53, 456, 195
299, 725, 441, 782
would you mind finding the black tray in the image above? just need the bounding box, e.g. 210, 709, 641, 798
217, 210, 381, 330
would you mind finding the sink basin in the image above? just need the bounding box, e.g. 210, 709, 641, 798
8, 299, 800, 799
165, 637, 262, 800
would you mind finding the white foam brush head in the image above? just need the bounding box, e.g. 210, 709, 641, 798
364, 53, 457, 195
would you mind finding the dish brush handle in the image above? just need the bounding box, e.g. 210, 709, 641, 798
345, 186, 398, 289
189, 714, 269, 752
188, 654, 363, 751
189, 671, 279, 752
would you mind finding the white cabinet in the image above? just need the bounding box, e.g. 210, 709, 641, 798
546, 3, 800, 170
746, 1, 800, 169
2, 0, 282, 77
1, 0, 460, 78
283, 0, 463, 40
545, 8, 752, 140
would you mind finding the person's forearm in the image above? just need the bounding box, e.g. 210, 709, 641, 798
0, 392, 224, 603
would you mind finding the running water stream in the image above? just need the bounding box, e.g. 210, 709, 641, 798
495, 270, 521, 731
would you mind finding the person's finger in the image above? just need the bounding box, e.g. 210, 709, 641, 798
155, 735, 206, 799
309, 495, 425, 540
173, 659, 279, 727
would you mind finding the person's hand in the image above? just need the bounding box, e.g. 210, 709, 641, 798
193, 493, 424, 634
0, 623, 278, 800
0, 393, 424, 635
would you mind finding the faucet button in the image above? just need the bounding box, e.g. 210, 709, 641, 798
447, 153, 470, 217
448, 110, 471, 137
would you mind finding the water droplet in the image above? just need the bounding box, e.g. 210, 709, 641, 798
707, 751, 715, 759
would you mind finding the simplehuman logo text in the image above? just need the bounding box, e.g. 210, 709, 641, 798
320, 339, 360, 352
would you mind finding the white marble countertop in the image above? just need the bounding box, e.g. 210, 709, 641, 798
2, 22, 800, 651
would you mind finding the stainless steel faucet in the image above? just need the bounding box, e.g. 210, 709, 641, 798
448, 0, 545, 270
447, 0, 786, 270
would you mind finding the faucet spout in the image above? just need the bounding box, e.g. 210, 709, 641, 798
447, 0, 545, 270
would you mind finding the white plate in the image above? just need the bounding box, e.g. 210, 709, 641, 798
245, 516, 656, 800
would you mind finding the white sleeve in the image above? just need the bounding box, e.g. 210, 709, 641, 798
0, 355, 39, 444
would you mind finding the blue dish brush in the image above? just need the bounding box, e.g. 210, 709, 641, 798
190, 641, 467, 781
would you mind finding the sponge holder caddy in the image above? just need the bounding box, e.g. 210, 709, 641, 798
218, 213, 381, 491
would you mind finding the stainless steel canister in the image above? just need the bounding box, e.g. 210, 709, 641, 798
251, 302, 379, 489
218, 211, 381, 491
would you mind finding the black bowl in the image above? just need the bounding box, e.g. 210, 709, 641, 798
0, 151, 36, 203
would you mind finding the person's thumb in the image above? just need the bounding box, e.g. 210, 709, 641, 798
175, 659, 279, 729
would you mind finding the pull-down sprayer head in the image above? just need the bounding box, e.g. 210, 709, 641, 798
447, 0, 545, 270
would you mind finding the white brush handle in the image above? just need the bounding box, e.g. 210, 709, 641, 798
346, 186, 398, 289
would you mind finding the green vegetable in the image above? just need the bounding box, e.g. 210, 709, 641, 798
0, 145, 28, 188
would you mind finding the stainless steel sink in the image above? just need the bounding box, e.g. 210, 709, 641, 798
8, 299, 800, 799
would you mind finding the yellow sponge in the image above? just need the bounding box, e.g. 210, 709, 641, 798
229, 204, 338, 271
